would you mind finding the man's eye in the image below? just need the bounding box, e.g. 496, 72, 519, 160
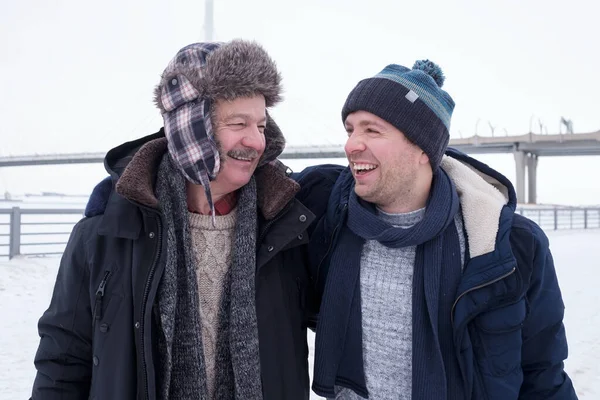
258, 125, 266, 133
366, 128, 379, 134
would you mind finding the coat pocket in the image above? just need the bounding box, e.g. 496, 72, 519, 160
473, 299, 526, 377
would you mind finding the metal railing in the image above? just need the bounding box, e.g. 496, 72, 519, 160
516, 207, 600, 231
0, 206, 598, 259
0, 207, 84, 259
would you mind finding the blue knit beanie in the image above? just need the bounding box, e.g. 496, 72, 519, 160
342, 60, 455, 171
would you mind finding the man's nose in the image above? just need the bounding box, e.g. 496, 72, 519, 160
241, 124, 266, 151
345, 132, 366, 156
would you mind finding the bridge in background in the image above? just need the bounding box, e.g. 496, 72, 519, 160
451, 130, 600, 204
2, 130, 600, 204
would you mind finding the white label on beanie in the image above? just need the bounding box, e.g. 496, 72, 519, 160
405, 90, 419, 103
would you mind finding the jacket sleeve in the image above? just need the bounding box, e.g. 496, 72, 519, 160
292, 164, 343, 237
519, 222, 578, 399
31, 220, 93, 399
292, 164, 344, 331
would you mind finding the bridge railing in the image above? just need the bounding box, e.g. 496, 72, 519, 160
0, 206, 598, 259
516, 207, 600, 231
0, 207, 84, 259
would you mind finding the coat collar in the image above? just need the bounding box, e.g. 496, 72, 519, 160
97, 131, 301, 238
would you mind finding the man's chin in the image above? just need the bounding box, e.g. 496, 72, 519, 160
353, 185, 373, 202
227, 158, 259, 173
230, 173, 256, 189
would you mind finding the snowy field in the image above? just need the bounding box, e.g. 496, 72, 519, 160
1, 229, 598, 399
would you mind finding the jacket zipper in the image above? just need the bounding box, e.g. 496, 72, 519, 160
451, 266, 516, 325
92, 271, 111, 329
140, 215, 163, 400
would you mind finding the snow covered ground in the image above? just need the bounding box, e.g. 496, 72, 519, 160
1, 229, 598, 399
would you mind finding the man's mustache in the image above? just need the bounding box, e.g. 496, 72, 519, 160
226, 148, 260, 160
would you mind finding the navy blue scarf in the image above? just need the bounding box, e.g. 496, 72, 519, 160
313, 168, 465, 399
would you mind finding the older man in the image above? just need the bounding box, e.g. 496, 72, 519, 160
32, 40, 315, 400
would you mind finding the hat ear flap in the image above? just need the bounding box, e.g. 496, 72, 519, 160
159, 74, 200, 113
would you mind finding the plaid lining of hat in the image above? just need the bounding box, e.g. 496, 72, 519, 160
165, 100, 217, 172
160, 43, 222, 218
161, 75, 200, 112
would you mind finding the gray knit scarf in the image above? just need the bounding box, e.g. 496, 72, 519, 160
154, 154, 263, 399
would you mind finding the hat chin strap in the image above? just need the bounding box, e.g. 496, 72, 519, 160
198, 169, 216, 227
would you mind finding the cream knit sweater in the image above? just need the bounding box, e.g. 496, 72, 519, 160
188, 208, 237, 398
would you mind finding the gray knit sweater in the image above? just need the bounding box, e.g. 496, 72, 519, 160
334, 208, 465, 399
188, 209, 237, 399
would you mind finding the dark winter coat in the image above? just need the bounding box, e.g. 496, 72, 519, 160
294, 148, 578, 400
31, 129, 316, 400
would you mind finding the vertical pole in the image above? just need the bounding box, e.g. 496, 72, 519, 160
527, 153, 538, 204
513, 150, 526, 204
554, 208, 558, 230
9, 207, 21, 259
570, 209, 573, 229
584, 209, 588, 229
204, 0, 214, 41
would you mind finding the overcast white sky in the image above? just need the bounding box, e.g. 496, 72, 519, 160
1, 0, 599, 203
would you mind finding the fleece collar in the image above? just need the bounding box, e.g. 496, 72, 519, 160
440, 151, 512, 259
115, 137, 299, 220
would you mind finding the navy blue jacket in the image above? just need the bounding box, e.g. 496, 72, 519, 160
294, 148, 577, 400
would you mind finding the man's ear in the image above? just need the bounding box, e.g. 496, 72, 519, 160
419, 151, 430, 166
